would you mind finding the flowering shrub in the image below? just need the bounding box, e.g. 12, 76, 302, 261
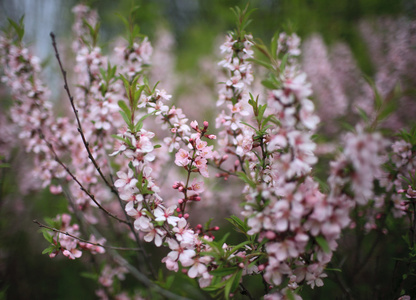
1, 4, 416, 299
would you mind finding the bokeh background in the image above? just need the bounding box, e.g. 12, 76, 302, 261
1, 0, 415, 299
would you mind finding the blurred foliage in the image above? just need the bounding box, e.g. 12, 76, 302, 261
82, 0, 413, 73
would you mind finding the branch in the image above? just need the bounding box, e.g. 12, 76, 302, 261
50, 32, 120, 200
33, 220, 139, 251
38, 129, 128, 224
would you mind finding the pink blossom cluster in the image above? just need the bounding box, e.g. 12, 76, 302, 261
327, 125, 389, 233
237, 34, 335, 293
386, 137, 416, 217
0, 31, 68, 191
48, 213, 105, 260
215, 33, 255, 170
113, 38, 152, 79
111, 108, 218, 287
302, 18, 416, 133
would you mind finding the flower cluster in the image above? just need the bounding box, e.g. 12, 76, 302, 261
215, 32, 255, 172
46, 214, 105, 260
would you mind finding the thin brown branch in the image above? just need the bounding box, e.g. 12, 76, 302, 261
38, 129, 128, 224
50, 32, 119, 198
33, 220, 139, 251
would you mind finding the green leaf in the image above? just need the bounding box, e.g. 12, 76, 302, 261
8, 16, 25, 41
271, 31, 279, 59
285, 288, 296, 300
325, 268, 342, 272
42, 245, 56, 255
119, 110, 132, 127
240, 121, 256, 131
80, 272, 99, 281
356, 107, 369, 123
261, 79, 277, 90
118, 100, 131, 119
257, 104, 267, 122
40, 228, 53, 243
237, 171, 256, 189
134, 112, 155, 132
248, 58, 273, 70
229, 241, 251, 254
224, 270, 243, 299
315, 235, 330, 253
210, 267, 238, 277
378, 99, 397, 121
280, 53, 289, 71
133, 85, 145, 108
226, 215, 248, 233
363, 75, 383, 111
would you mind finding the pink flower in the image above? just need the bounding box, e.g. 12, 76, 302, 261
175, 149, 190, 167
154, 205, 180, 226
166, 238, 195, 266
114, 169, 138, 190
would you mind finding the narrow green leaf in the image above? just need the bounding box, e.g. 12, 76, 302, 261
261, 79, 277, 90
119, 110, 131, 127
280, 53, 289, 71
230, 270, 243, 296
210, 267, 238, 277
42, 245, 55, 255
80, 272, 99, 280
247, 58, 273, 70
8, 17, 25, 41
229, 241, 251, 254
41, 229, 53, 243
315, 235, 330, 253
236, 171, 256, 189
240, 121, 256, 131
356, 107, 369, 123
118, 100, 131, 118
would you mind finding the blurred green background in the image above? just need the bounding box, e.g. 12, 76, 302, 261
0, 0, 414, 299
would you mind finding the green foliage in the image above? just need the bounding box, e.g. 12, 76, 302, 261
7, 15, 25, 42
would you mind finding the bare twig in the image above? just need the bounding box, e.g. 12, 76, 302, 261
38, 130, 128, 224
50, 32, 120, 198
33, 220, 140, 251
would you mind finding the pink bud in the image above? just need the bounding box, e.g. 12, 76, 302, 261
265, 231, 276, 240
214, 226, 220, 231
178, 214, 183, 218
184, 213, 189, 219
195, 196, 201, 201
203, 121, 209, 128
238, 263, 245, 269
176, 208, 181, 213
258, 264, 265, 271
178, 199, 183, 204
